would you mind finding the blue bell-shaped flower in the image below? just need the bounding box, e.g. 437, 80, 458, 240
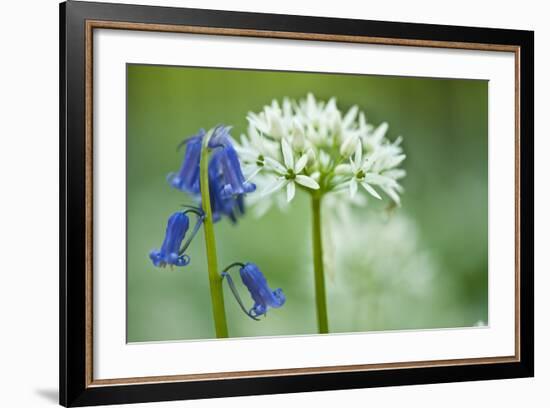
149, 208, 204, 268
221, 262, 286, 320
240, 263, 286, 318
149, 212, 191, 267
168, 129, 205, 195
168, 126, 254, 224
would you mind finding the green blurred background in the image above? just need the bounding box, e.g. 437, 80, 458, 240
127, 64, 488, 342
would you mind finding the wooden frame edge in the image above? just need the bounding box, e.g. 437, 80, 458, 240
87, 20, 520, 52
85, 19, 94, 388
87, 356, 519, 387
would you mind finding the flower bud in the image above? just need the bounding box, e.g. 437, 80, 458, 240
306, 148, 316, 166
265, 107, 285, 139
340, 133, 360, 157
292, 120, 305, 151
330, 111, 343, 142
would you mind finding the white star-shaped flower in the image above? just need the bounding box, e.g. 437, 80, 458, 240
336, 144, 401, 202
262, 138, 320, 202
234, 126, 280, 183
241, 94, 407, 215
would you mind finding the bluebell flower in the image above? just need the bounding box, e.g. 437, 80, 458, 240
222, 262, 286, 319
168, 129, 205, 194
209, 125, 256, 198
207, 125, 232, 149
218, 143, 256, 198
208, 150, 246, 223
168, 125, 255, 223
240, 263, 286, 317
204, 126, 254, 223
149, 208, 204, 268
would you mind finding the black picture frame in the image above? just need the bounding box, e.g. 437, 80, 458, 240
60, 1, 534, 406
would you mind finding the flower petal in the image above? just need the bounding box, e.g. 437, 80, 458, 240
244, 166, 262, 183
309, 171, 321, 181
360, 182, 382, 200
295, 175, 320, 190
262, 178, 287, 196
247, 112, 270, 134
281, 138, 294, 168
383, 169, 407, 180
343, 105, 358, 128
371, 122, 389, 141
291, 120, 306, 151
340, 133, 359, 157
319, 150, 331, 169
287, 182, 296, 202
295, 154, 308, 173
349, 178, 358, 197
382, 185, 401, 206
237, 147, 262, 162
386, 154, 406, 169
364, 172, 398, 188
267, 108, 285, 139
334, 164, 351, 176
354, 142, 362, 165
264, 157, 287, 175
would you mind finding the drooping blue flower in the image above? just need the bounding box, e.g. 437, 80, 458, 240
207, 125, 232, 149
208, 125, 256, 198
149, 208, 204, 267
208, 149, 246, 223
221, 262, 285, 319
240, 263, 286, 317
168, 129, 205, 194
168, 125, 254, 223
218, 143, 256, 198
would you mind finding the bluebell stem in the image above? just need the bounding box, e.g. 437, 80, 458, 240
149, 208, 204, 268
155, 125, 258, 337
221, 262, 286, 319
168, 129, 206, 194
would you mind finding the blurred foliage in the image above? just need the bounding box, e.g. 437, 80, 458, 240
126, 64, 488, 342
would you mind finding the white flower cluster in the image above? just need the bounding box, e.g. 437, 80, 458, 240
327, 210, 438, 331
234, 93, 406, 214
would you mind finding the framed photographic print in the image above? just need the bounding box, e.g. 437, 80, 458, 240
59, 1, 534, 406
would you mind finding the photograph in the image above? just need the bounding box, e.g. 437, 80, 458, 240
126, 64, 489, 342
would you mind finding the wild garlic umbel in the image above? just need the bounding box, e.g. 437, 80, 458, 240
236, 94, 406, 333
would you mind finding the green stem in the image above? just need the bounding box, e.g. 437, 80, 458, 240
311, 194, 329, 334
200, 134, 229, 338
